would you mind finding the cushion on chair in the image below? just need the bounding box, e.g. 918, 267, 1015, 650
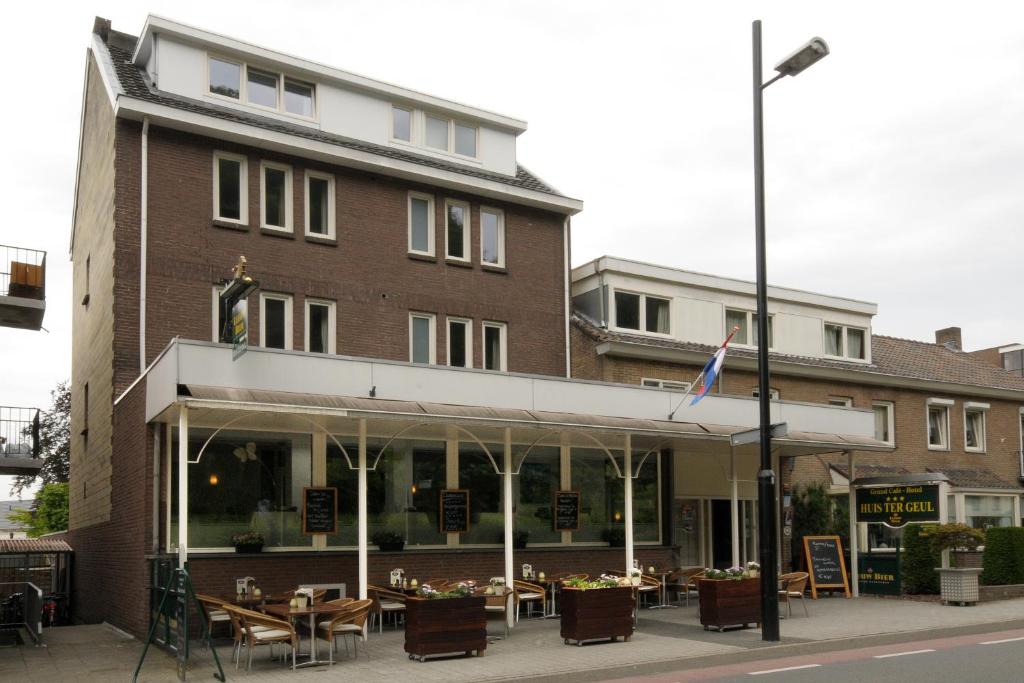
209, 611, 231, 622
518, 592, 543, 600
253, 629, 293, 641
380, 600, 405, 610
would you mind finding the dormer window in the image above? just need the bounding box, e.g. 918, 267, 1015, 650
247, 69, 278, 108
391, 105, 478, 159
209, 57, 241, 98
824, 323, 867, 360
392, 106, 412, 141
207, 55, 316, 119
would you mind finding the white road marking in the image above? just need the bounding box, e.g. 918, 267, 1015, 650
980, 636, 1024, 645
748, 664, 821, 675
872, 649, 936, 659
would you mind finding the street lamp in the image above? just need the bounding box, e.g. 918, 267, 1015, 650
751, 20, 828, 643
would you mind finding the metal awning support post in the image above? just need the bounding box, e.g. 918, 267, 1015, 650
731, 448, 740, 568
624, 433, 634, 572
358, 418, 368, 599
503, 427, 514, 595
847, 450, 858, 597
177, 407, 188, 570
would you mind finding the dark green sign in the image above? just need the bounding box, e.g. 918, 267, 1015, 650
857, 554, 901, 595
231, 300, 247, 360
855, 484, 940, 527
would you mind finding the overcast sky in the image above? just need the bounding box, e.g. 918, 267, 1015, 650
1, 2, 1021, 496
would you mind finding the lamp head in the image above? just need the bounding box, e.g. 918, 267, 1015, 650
774, 37, 829, 77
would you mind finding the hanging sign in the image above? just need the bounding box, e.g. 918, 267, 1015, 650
553, 491, 580, 531
855, 484, 940, 528
231, 300, 248, 360
802, 535, 850, 599
440, 490, 470, 533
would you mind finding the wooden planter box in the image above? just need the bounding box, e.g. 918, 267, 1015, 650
404, 596, 487, 661
560, 586, 634, 646
698, 578, 761, 631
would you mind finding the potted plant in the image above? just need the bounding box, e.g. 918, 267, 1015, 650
231, 530, 264, 553
560, 574, 634, 646
602, 527, 626, 548
746, 561, 760, 578
627, 567, 642, 586
513, 529, 529, 550
698, 566, 760, 631
405, 581, 486, 661
372, 530, 405, 552
925, 523, 985, 605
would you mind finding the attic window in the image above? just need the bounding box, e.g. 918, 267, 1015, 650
207, 55, 316, 119
209, 57, 241, 98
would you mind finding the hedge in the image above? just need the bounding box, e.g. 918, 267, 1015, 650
902, 524, 940, 594
982, 527, 1024, 586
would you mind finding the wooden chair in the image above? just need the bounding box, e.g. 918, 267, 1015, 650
667, 568, 705, 606
778, 572, 809, 618
194, 593, 231, 638
367, 586, 407, 632
682, 569, 707, 607
316, 598, 373, 664
233, 606, 300, 671
222, 604, 275, 668
484, 587, 517, 639
637, 574, 661, 608
512, 580, 546, 621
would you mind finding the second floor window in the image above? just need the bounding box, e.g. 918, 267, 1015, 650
483, 321, 507, 371
305, 172, 335, 238
481, 208, 505, 267
927, 400, 951, 450
964, 405, 987, 452
447, 317, 472, 368
305, 299, 335, 354
214, 152, 247, 223
614, 291, 670, 334
261, 162, 293, 231
445, 200, 470, 261
408, 193, 435, 256
873, 401, 894, 444
410, 313, 436, 364
261, 293, 293, 350
824, 323, 867, 360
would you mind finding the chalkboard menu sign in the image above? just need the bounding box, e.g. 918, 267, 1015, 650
440, 489, 470, 534
553, 491, 580, 531
802, 535, 850, 598
302, 487, 338, 535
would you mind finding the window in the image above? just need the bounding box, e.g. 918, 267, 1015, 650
872, 401, 894, 445
82, 254, 90, 306
614, 291, 671, 334
727, 309, 773, 347
571, 449, 660, 543
305, 299, 335, 354
211, 285, 247, 344
408, 192, 435, 256
409, 313, 436, 364
614, 292, 640, 330
641, 378, 691, 391
964, 403, 988, 452
480, 207, 505, 267
425, 115, 449, 150
447, 317, 472, 368
514, 446, 561, 544
392, 106, 411, 141
483, 322, 507, 371
283, 79, 314, 117
965, 495, 1013, 529
751, 388, 780, 400
208, 57, 241, 98
926, 398, 952, 450
828, 396, 853, 407
247, 68, 279, 108
260, 293, 292, 350
260, 162, 293, 231
304, 171, 335, 238
454, 123, 477, 157
213, 151, 247, 224
824, 323, 867, 360
646, 296, 670, 334
445, 200, 470, 261
460, 442, 504, 544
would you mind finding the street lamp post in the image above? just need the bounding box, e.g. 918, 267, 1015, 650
751, 19, 828, 642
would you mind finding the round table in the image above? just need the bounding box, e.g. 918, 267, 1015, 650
537, 579, 561, 618
648, 570, 677, 609
262, 602, 349, 667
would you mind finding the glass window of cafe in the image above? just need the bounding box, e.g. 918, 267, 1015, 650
170, 430, 661, 550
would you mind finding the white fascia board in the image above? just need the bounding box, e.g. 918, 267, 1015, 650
578, 255, 878, 315
115, 97, 582, 216
998, 343, 1024, 353
964, 401, 990, 410
132, 14, 528, 133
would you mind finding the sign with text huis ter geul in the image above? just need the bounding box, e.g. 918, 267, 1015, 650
855, 484, 940, 527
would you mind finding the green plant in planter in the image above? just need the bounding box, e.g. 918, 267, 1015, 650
372, 530, 405, 551
602, 527, 626, 547
903, 524, 940, 594
562, 574, 621, 590
231, 530, 264, 547
921, 523, 984, 566
417, 580, 476, 599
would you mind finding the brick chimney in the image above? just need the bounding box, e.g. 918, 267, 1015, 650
935, 327, 962, 351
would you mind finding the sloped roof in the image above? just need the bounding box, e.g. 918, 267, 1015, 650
926, 467, 1019, 490
0, 538, 72, 554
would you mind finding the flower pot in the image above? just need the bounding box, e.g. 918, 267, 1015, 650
404, 595, 487, 661
629, 576, 641, 586
234, 543, 263, 554
560, 586, 634, 646
936, 567, 982, 605
697, 578, 760, 631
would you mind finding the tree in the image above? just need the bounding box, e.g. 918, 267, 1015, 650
10, 483, 69, 537
791, 483, 849, 570
11, 381, 70, 497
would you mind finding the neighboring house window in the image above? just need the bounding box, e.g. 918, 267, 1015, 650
260, 293, 293, 350
260, 162, 293, 231
408, 192, 435, 256
208, 57, 241, 98
305, 298, 336, 354
409, 313, 436, 364
208, 56, 316, 119
872, 401, 895, 445
926, 398, 952, 450
641, 378, 691, 391
213, 151, 247, 224
752, 388, 780, 400
447, 317, 472, 368
304, 171, 335, 238
824, 323, 867, 360
483, 321, 507, 371
964, 402, 989, 452
247, 68, 279, 108
283, 79, 314, 117
425, 115, 449, 151
965, 495, 1013, 529
453, 122, 477, 157
614, 291, 671, 334
445, 200, 470, 261
727, 308, 773, 348
392, 106, 412, 141
828, 396, 853, 407
480, 207, 505, 267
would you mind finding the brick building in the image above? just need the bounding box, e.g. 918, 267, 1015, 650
571, 256, 1024, 569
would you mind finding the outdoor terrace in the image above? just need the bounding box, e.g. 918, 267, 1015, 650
0, 245, 46, 331
0, 407, 42, 476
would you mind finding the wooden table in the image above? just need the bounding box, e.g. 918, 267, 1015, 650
221, 594, 277, 608
263, 603, 349, 667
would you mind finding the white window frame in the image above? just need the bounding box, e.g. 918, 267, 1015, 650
872, 401, 895, 446
823, 322, 869, 362
206, 53, 318, 122
206, 55, 243, 102
407, 192, 435, 256
304, 298, 336, 355
480, 206, 505, 267
482, 321, 508, 372
282, 77, 316, 118
409, 312, 437, 364
828, 396, 853, 407
611, 289, 672, 336
260, 161, 294, 232
963, 402, 989, 453
444, 199, 471, 262
389, 106, 480, 161
260, 292, 293, 350
446, 317, 473, 368
211, 285, 248, 344
926, 397, 953, 451
641, 378, 691, 391
752, 388, 780, 400
212, 151, 248, 225
391, 105, 413, 142
452, 120, 479, 158
304, 170, 336, 238
726, 308, 773, 349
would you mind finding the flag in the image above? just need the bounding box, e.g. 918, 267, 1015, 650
690, 327, 740, 406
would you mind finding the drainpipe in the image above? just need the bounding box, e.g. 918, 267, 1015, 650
563, 217, 571, 378
139, 117, 149, 373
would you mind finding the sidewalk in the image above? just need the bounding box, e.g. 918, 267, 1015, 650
2, 596, 1022, 682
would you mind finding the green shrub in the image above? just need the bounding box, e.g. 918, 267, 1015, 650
903, 524, 940, 594
982, 527, 1024, 586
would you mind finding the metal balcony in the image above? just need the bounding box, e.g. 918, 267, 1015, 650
0, 407, 42, 475
0, 245, 46, 331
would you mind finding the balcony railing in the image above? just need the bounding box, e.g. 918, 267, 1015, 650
0, 245, 46, 300
0, 407, 40, 470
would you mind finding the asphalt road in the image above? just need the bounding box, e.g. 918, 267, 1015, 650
599, 627, 1024, 683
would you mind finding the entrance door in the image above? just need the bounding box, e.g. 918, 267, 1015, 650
711, 499, 732, 569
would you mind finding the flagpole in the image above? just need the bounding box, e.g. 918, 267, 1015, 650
667, 369, 703, 420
